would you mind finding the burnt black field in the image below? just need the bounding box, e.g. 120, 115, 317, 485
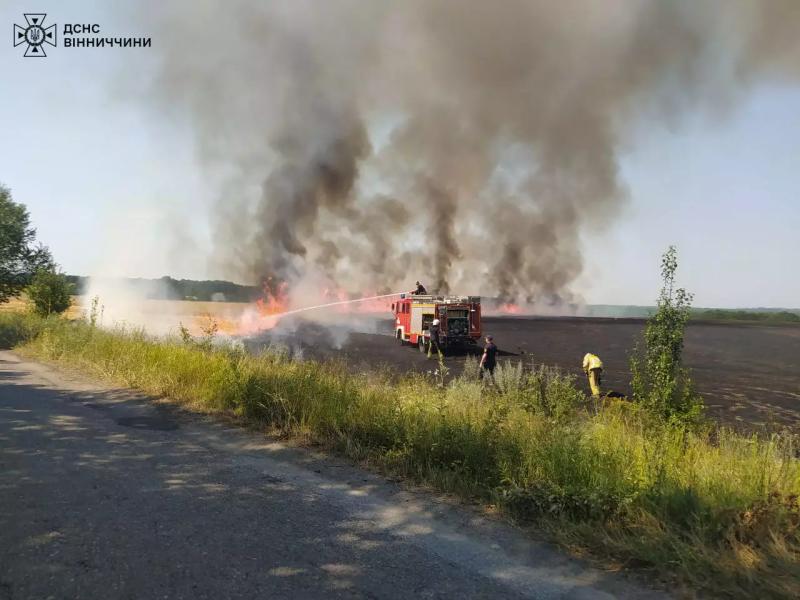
243, 316, 800, 431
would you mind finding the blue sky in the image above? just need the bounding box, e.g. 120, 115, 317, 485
578, 84, 800, 308
1, 1, 798, 308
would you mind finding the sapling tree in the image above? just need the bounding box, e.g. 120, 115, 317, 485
630, 246, 703, 423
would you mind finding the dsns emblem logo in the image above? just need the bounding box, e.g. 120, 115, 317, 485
14, 14, 56, 57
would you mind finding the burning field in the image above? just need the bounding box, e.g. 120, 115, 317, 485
5, 1, 800, 596
231, 279, 404, 335
241, 313, 800, 431
73, 0, 799, 433
77, 289, 799, 432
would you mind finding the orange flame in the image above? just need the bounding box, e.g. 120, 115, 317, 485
256, 278, 290, 316
212, 279, 400, 336
497, 302, 521, 314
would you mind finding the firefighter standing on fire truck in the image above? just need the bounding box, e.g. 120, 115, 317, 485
583, 352, 603, 397
412, 281, 427, 295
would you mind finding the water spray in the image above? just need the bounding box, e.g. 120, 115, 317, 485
266, 291, 405, 321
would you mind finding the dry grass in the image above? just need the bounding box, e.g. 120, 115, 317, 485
59, 296, 250, 335
1, 294, 250, 317
0, 296, 31, 313
92, 298, 252, 317
0, 295, 84, 319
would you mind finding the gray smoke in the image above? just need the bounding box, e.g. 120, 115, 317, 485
144, 0, 800, 301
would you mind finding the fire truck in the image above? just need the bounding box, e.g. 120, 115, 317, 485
391, 294, 482, 353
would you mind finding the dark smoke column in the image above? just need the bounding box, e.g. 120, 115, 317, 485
142, 0, 800, 302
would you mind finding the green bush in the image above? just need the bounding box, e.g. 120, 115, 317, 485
0, 311, 52, 348
26, 269, 72, 316
488, 360, 583, 420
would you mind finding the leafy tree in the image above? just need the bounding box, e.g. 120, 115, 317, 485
26, 269, 73, 316
630, 246, 703, 423
0, 185, 54, 303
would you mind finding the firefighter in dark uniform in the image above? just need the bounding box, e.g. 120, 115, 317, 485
479, 335, 497, 380
412, 281, 427, 295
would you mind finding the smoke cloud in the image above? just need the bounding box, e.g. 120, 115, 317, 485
144, 0, 800, 302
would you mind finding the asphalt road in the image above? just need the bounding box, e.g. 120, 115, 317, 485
0, 351, 662, 600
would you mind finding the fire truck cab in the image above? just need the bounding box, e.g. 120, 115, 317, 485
391, 294, 481, 353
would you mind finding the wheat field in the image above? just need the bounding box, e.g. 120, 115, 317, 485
0, 296, 251, 334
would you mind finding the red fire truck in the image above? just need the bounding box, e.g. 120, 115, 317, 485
391, 294, 482, 353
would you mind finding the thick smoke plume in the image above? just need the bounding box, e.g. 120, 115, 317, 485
146, 0, 800, 302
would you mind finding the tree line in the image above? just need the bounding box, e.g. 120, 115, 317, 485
0, 184, 70, 316
1, 183, 262, 312
66, 275, 261, 302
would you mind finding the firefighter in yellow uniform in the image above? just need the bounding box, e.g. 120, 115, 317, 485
582, 353, 603, 397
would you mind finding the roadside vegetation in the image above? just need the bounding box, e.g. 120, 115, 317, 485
0, 184, 72, 318
1, 248, 798, 598
26, 269, 73, 317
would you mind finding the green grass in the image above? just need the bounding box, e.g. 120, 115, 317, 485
0, 310, 55, 348
2, 311, 798, 598
693, 309, 800, 324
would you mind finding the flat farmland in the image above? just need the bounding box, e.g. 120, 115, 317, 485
0, 296, 84, 319
7, 296, 798, 430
